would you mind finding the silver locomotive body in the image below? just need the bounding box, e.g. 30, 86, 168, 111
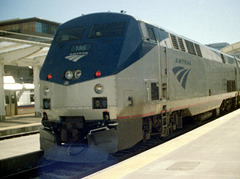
40, 12, 240, 162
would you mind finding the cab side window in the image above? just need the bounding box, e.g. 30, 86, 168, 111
146, 24, 156, 42
139, 22, 156, 42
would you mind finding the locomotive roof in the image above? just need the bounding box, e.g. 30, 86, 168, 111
58, 12, 237, 61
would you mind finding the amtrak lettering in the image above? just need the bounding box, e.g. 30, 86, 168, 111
175, 58, 191, 66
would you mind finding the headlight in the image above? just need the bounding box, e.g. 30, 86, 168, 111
92, 97, 107, 109
65, 70, 73, 80
74, 70, 82, 79
43, 86, 50, 95
94, 84, 104, 94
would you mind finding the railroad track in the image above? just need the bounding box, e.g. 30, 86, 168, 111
2, 158, 116, 179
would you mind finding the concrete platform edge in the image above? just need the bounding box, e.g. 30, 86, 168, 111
86, 109, 240, 179
0, 123, 41, 137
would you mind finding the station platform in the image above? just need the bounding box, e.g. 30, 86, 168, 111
0, 114, 42, 175
0, 133, 42, 177
0, 114, 41, 138
0, 133, 40, 160
87, 109, 240, 178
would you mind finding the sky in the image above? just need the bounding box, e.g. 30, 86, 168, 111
0, 0, 239, 45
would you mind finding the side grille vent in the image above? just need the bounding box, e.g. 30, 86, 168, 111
178, 37, 186, 52
185, 40, 196, 55
195, 44, 202, 57
170, 34, 179, 50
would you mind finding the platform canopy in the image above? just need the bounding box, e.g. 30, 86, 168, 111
0, 30, 53, 120
220, 41, 240, 57
0, 30, 51, 66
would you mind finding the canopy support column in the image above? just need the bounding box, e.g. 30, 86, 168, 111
33, 65, 41, 117
0, 63, 5, 120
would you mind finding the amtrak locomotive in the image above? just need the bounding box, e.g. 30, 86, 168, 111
40, 12, 240, 161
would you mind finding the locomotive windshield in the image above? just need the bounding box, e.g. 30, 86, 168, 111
54, 27, 86, 43
88, 22, 125, 38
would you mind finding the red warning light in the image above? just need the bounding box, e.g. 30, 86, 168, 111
47, 74, 52, 80
95, 71, 101, 77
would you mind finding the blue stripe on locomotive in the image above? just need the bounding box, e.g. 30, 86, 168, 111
18, 104, 34, 109
40, 13, 156, 85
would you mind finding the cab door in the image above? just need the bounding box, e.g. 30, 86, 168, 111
159, 44, 169, 100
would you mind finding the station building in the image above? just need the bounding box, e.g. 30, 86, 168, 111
207, 42, 240, 59
206, 42, 229, 50
0, 17, 59, 38
0, 17, 60, 120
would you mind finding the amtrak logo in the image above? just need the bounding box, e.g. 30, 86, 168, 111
65, 52, 88, 62
65, 54, 86, 62
172, 66, 191, 89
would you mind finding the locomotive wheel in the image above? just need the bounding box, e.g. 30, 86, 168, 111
220, 99, 232, 114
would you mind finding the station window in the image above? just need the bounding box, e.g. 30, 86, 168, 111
5, 95, 9, 104
11, 95, 15, 103
185, 40, 196, 55
170, 34, 179, 50
35, 22, 58, 35
194, 44, 202, 57
35, 22, 51, 34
